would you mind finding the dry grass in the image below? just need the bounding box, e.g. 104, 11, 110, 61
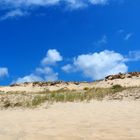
0, 85, 128, 108
28, 85, 125, 106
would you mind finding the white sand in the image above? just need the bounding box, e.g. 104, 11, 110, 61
0, 101, 140, 140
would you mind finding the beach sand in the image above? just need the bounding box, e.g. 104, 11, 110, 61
0, 101, 140, 140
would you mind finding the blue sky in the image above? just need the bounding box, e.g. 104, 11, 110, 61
0, 0, 140, 85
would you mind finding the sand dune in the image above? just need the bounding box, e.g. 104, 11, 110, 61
1, 73, 140, 140
0, 101, 140, 140
1, 74, 140, 94
0, 82, 94, 93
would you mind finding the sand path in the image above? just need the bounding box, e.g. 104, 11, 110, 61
0, 101, 140, 140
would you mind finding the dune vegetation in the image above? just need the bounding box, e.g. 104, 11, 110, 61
0, 84, 131, 108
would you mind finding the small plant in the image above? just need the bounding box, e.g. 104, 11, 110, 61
84, 87, 89, 90
30, 95, 48, 107
111, 84, 124, 92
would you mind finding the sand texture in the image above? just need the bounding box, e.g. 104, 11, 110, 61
0, 101, 140, 140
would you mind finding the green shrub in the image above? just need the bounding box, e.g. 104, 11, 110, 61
111, 84, 124, 92
83, 87, 89, 90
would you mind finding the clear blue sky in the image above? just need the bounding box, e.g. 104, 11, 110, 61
0, 0, 140, 85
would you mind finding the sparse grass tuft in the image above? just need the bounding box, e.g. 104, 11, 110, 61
111, 84, 124, 92
27, 95, 49, 107
0, 85, 127, 108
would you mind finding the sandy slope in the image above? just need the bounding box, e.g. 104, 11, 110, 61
0, 101, 140, 140
95, 77, 140, 88
1, 77, 140, 94
0, 82, 94, 93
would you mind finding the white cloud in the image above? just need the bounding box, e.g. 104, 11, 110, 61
118, 30, 133, 41
124, 33, 133, 40
0, 0, 111, 19
94, 35, 108, 46
62, 64, 73, 73
89, 0, 108, 5
12, 49, 140, 83
15, 49, 62, 83
65, 0, 87, 9
62, 50, 128, 80
0, 0, 109, 8
1, 0, 60, 7
0, 67, 9, 78
127, 51, 140, 61
16, 74, 43, 83
0, 9, 28, 20
36, 67, 58, 81
42, 49, 63, 65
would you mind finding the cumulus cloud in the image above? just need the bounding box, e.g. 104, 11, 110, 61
16, 74, 43, 83
0, 67, 9, 78
62, 50, 128, 80
16, 67, 58, 83
15, 49, 62, 83
62, 64, 73, 73
42, 49, 63, 65
36, 67, 58, 81
13, 49, 140, 82
0, 0, 110, 19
